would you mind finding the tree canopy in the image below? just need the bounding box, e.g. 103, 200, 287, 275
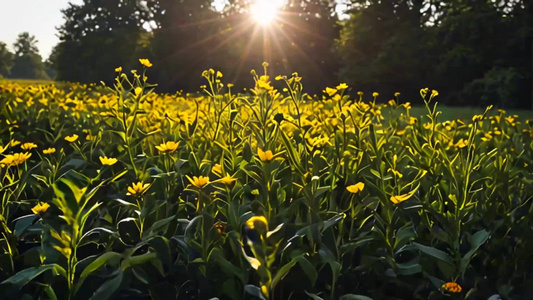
9, 32, 48, 80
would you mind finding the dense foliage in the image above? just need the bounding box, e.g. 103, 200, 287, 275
0, 62, 532, 299
0, 33, 48, 80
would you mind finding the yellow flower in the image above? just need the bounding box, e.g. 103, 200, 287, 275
472, 115, 483, 122
0, 152, 31, 166
442, 282, 462, 293
388, 168, 404, 178
430, 90, 439, 98
219, 174, 237, 185
257, 148, 274, 162
65, 134, 78, 143
115, 66, 122, 73
261, 285, 268, 297
396, 129, 406, 136
43, 148, 56, 155
245, 216, 268, 232
336, 83, 348, 90
127, 181, 150, 196
455, 138, 468, 148
325, 87, 337, 97
522, 128, 533, 138
21, 142, 37, 151
134, 87, 143, 96
10, 140, 21, 147
0, 144, 7, 154
346, 182, 365, 194
99, 156, 118, 166
257, 75, 273, 90
211, 163, 223, 176
388, 99, 396, 106
155, 141, 179, 153
394, 92, 400, 97
390, 188, 417, 204
139, 58, 153, 68
187, 175, 210, 188
481, 133, 492, 142
32, 202, 50, 215
214, 221, 227, 235
372, 92, 379, 97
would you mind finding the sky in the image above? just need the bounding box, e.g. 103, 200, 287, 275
0, 0, 83, 60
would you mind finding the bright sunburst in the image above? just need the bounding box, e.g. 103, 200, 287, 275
250, 0, 285, 26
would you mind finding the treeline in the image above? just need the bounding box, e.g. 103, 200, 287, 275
4, 0, 533, 108
0, 33, 50, 80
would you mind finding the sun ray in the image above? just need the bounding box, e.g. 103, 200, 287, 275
250, 0, 286, 26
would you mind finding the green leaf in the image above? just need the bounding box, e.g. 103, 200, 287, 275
370, 169, 381, 179
323, 213, 345, 231
459, 229, 489, 275
396, 259, 422, 276
147, 215, 175, 237
13, 215, 38, 237
297, 255, 318, 285
132, 266, 150, 284
89, 270, 123, 300
393, 225, 416, 250
113, 198, 137, 207
339, 294, 374, 300
412, 242, 455, 267
1, 264, 66, 287
44, 285, 58, 300
208, 248, 245, 284
52, 175, 88, 215
244, 285, 266, 300
279, 129, 305, 175
184, 215, 203, 244
80, 227, 117, 244
127, 252, 158, 266
271, 257, 298, 290
79, 252, 122, 281
304, 291, 324, 300
148, 236, 171, 268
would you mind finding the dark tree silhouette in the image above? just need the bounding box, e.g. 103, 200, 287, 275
10, 32, 48, 79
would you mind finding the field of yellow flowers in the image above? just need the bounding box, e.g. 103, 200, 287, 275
0, 61, 532, 300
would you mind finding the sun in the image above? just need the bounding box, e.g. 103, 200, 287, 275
250, 0, 285, 26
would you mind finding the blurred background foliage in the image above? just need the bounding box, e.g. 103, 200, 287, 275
0, 0, 532, 109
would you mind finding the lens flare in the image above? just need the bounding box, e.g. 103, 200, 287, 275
250, 0, 285, 26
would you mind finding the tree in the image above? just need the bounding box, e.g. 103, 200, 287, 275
10, 32, 48, 79
144, 0, 225, 91
52, 1, 152, 83
337, 1, 429, 100
0, 42, 14, 78
337, 0, 532, 108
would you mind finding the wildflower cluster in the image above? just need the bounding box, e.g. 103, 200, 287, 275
0, 62, 531, 300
